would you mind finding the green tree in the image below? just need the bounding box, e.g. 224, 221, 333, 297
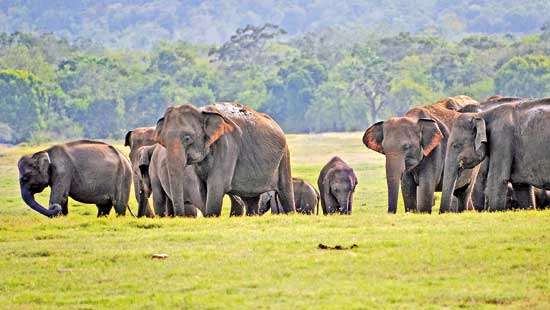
0, 69, 46, 143
495, 55, 550, 97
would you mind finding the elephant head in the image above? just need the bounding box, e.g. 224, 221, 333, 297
17, 152, 62, 217
328, 171, 357, 214
363, 117, 443, 213
154, 104, 241, 216
440, 114, 487, 213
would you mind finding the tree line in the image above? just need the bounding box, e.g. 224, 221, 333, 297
1, 25, 550, 144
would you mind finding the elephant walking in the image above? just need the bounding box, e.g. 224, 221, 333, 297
318, 157, 357, 215
18, 140, 132, 217
440, 98, 550, 212
154, 102, 295, 217
363, 96, 479, 213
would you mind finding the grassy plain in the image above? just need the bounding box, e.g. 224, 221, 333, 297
0, 132, 548, 308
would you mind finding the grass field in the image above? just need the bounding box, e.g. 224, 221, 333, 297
0, 132, 548, 309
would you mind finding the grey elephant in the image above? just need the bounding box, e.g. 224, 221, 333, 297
18, 140, 132, 217
318, 156, 357, 215
440, 98, 550, 212
257, 178, 320, 215
154, 102, 295, 217
363, 96, 479, 213
125, 126, 156, 217
137, 144, 205, 217
458, 96, 526, 211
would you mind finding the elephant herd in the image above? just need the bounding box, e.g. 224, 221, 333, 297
17, 96, 549, 218
17, 102, 356, 218
364, 95, 550, 213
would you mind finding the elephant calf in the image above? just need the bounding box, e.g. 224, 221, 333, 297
318, 157, 357, 215
257, 178, 320, 215
137, 144, 205, 217
18, 140, 132, 217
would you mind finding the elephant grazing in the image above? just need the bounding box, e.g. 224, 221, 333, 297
124, 127, 156, 217
18, 140, 132, 217
154, 102, 295, 217
318, 157, 357, 215
363, 96, 480, 213
440, 98, 550, 212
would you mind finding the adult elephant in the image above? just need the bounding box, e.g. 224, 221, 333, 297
18, 140, 132, 217
125, 127, 156, 217
440, 98, 550, 212
363, 96, 479, 213
137, 144, 205, 217
154, 102, 295, 217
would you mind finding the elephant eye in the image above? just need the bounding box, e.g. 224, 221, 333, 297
182, 135, 193, 144
452, 142, 462, 149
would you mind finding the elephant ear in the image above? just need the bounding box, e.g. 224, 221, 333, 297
473, 117, 487, 152
363, 121, 384, 154
418, 118, 443, 157
202, 108, 241, 147
154, 117, 165, 145
33, 151, 51, 177
124, 130, 132, 147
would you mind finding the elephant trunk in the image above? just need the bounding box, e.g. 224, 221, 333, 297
20, 182, 61, 218
337, 191, 352, 215
165, 140, 196, 217
137, 168, 152, 218
386, 155, 405, 214
440, 154, 460, 213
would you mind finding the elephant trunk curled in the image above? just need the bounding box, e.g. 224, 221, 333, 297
20, 181, 61, 218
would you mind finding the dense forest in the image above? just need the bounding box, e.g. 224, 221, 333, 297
0, 2, 550, 144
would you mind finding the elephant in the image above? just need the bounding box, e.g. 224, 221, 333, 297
137, 144, 205, 217
318, 156, 357, 215
125, 126, 156, 217
18, 140, 132, 217
363, 96, 479, 213
154, 102, 295, 217
440, 98, 550, 212
257, 178, 320, 215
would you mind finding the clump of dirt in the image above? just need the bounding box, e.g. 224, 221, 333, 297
318, 243, 358, 250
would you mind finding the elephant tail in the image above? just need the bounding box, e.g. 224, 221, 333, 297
315, 187, 320, 215
127, 205, 136, 217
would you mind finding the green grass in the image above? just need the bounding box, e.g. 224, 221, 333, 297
0, 132, 548, 308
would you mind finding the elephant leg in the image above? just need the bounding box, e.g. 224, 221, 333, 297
276, 148, 295, 213
417, 174, 436, 214
401, 171, 417, 212
242, 196, 261, 216
322, 192, 338, 215
49, 176, 70, 216
229, 195, 244, 217
511, 183, 535, 210
452, 185, 469, 212
96, 203, 112, 217
471, 160, 488, 211
485, 157, 511, 211
152, 183, 168, 217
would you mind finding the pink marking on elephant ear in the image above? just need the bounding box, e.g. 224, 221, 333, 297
363, 121, 384, 154
202, 109, 238, 147
422, 132, 442, 157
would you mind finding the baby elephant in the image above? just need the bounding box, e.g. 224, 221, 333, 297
18, 140, 132, 217
258, 178, 319, 215
318, 156, 357, 215
137, 144, 205, 217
